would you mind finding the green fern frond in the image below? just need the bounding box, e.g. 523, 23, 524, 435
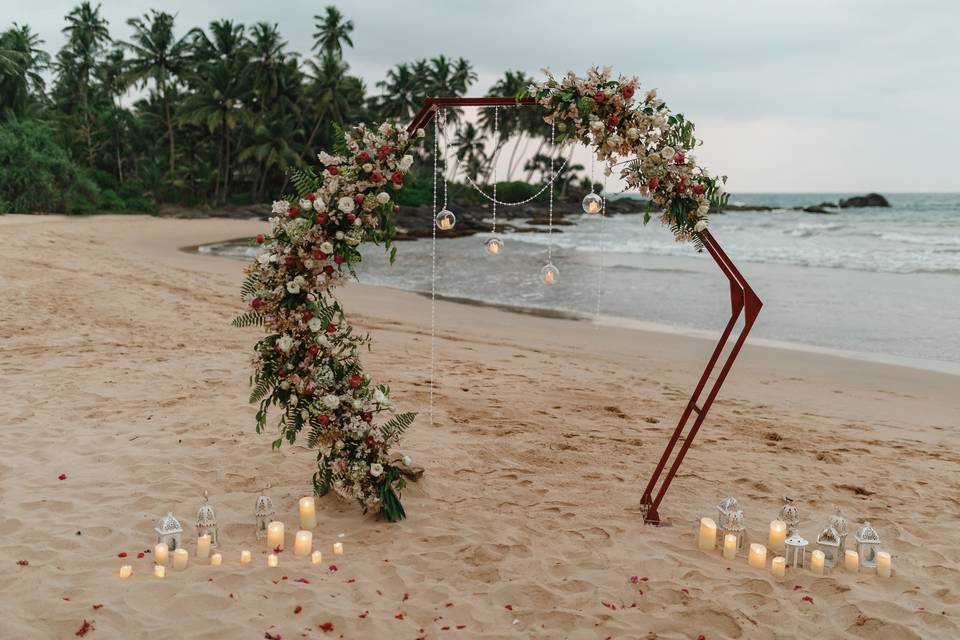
241, 273, 260, 300
232, 311, 264, 328
379, 411, 416, 439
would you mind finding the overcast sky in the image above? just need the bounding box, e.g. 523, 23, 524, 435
8, 0, 960, 192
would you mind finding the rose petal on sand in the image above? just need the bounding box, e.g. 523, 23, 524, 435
358, 611, 369, 619
328, 564, 338, 572
59, 474, 67, 481
16, 560, 29, 566
504, 604, 512, 611
137, 552, 145, 559
75, 619, 94, 637
294, 578, 310, 584
403, 592, 409, 601
117, 552, 127, 558
394, 612, 405, 620
293, 605, 302, 614
802, 596, 814, 604
318, 622, 334, 632
91, 604, 103, 610
629, 576, 638, 584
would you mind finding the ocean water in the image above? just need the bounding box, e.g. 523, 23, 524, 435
202, 193, 960, 373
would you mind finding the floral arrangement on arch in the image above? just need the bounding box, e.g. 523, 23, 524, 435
234, 121, 424, 522
525, 66, 729, 244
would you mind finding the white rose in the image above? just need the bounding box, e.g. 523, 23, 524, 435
308, 317, 323, 332
271, 200, 290, 215
277, 335, 294, 353
257, 252, 273, 265
327, 177, 339, 193
626, 127, 640, 140
322, 394, 340, 410
313, 198, 326, 212
320, 241, 334, 254
376, 192, 390, 204
353, 218, 362, 227
318, 151, 342, 165
335, 231, 344, 240
337, 196, 355, 213
352, 399, 363, 411
372, 388, 389, 405
661, 146, 676, 160
416, 128, 426, 138
399, 155, 413, 171
402, 455, 412, 466
694, 219, 708, 232
286, 280, 301, 294
369, 463, 383, 477
362, 163, 373, 172
299, 199, 312, 211
294, 275, 306, 288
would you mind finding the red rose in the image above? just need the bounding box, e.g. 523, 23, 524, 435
675, 181, 687, 194
318, 415, 330, 426
607, 115, 620, 127
302, 310, 313, 321
311, 249, 325, 260
354, 194, 365, 204
377, 144, 391, 159
284, 255, 296, 267
277, 369, 287, 378
256, 233, 265, 244
647, 177, 660, 191
692, 183, 706, 195
306, 192, 316, 202
323, 265, 334, 275
674, 152, 685, 164
393, 205, 400, 214
308, 344, 319, 356
594, 90, 606, 103
251, 297, 263, 309
622, 85, 635, 100
346, 213, 356, 223
326, 323, 337, 333
288, 206, 299, 218
356, 151, 369, 163
349, 374, 362, 387
327, 165, 338, 176
362, 412, 373, 423
371, 171, 384, 183
390, 171, 404, 186
333, 255, 345, 264
316, 214, 328, 226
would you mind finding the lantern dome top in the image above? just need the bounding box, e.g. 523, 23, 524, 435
817, 525, 841, 545
155, 512, 183, 534
785, 534, 808, 547
855, 521, 879, 542
718, 496, 740, 515
256, 494, 274, 515
829, 508, 848, 536
197, 492, 216, 525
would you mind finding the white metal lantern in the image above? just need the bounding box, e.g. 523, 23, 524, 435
255, 490, 275, 541
196, 491, 219, 548
784, 534, 808, 568
816, 525, 842, 568
779, 497, 801, 537
855, 522, 881, 568
581, 192, 603, 215
829, 507, 849, 555
155, 512, 183, 552
716, 496, 746, 553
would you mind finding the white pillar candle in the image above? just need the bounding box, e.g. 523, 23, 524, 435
154, 542, 169, 565
877, 551, 892, 578
173, 548, 189, 570
299, 497, 317, 530
154, 564, 165, 578
333, 542, 344, 556
119, 564, 133, 579
768, 520, 787, 553
267, 553, 279, 568
210, 552, 222, 566
722, 533, 738, 560
748, 543, 767, 569
771, 556, 786, 578
294, 530, 313, 556
240, 550, 251, 564
197, 534, 211, 560
845, 549, 859, 573
811, 550, 825, 575
697, 517, 717, 552
311, 550, 323, 565
267, 521, 284, 549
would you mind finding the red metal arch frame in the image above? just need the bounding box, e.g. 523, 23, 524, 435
407, 97, 763, 525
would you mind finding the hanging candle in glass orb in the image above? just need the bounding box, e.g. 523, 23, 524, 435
581, 192, 602, 215
435, 209, 456, 231
540, 263, 560, 286
484, 236, 504, 256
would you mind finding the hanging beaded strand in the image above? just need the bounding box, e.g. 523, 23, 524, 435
429, 108, 440, 428
540, 120, 559, 285
484, 106, 504, 256
595, 173, 608, 324
434, 108, 456, 231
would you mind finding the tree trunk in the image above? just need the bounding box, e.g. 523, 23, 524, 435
524, 138, 546, 182
162, 78, 175, 176
504, 133, 524, 181
224, 125, 232, 202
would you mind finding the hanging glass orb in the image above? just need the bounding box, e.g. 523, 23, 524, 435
540, 263, 559, 286
484, 236, 504, 256
435, 209, 456, 231
581, 192, 603, 215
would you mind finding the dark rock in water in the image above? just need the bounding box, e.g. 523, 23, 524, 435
816, 201, 838, 208
839, 193, 890, 208
803, 206, 836, 214
719, 203, 776, 212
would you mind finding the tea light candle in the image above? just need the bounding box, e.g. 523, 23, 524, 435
722, 533, 738, 560
748, 543, 767, 569
154, 564, 165, 578
197, 534, 211, 559
768, 520, 787, 553
210, 552, 222, 566
240, 550, 251, 564
294, 530, 313, 556
697, 517, 717, 552
155, 542, 169, 565
845, 549, 859, 573
267, 553, 279, 568
119, 564, 133, 579
267, 521, 284, 549
299, 496, 317, 530
173, 548, 189, 570
811, 550, 826, 575
877, 551, 892, 578
333, 542, 344, 556
771, 556, 786, 578
311, 550, 323, 565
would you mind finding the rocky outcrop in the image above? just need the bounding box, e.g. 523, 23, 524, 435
803, 206, 836, 214
839, 193, 890, 208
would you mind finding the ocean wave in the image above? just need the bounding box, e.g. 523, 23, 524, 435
877, 232, 960, 246
785, 222, 845, 238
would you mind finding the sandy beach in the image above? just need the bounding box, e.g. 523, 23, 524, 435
1, 214, 958, 639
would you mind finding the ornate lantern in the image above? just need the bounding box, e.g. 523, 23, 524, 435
155, 512, 183, 552
779, 497, 800, 537
196, 491, 219, 548
855, 522, 881, 568
255, 489, 275, 541
716, 496, 746, 553
816, 525, 842, 568
784, 534, 808, 568
829, 507, 849, 555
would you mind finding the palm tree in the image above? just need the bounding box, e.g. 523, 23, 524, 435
312, 6, 354, 57
480, 70, 533, 180
123, 10, 197, 175
248, 22, 290, 115
451, 122, 487, 181
238, 112, 305, 199
302, 52, 352, 153
374, 62, 420, 120
0, 24, 49, 119
95, 46, 130, 181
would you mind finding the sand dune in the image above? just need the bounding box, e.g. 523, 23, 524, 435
1, 214, 957, 639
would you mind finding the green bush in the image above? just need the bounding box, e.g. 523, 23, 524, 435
0, 120, 101, 213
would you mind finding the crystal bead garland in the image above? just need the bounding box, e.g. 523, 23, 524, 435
435, 107, 456, 231
428, 109, 441, 428
540, 120, 558, 285
485, 105, 503, 255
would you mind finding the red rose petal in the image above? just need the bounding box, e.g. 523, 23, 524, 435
59, 474, 67, 481
802, 595, 814, 604
344, 578, 356, 584
137, 552, 145, 559
793, 585, 803, 590
629, 575, 638, 584
117, 552, 127, 558
281, 576, 288, 580
264, 633, 281, 640
395, 613, 405, 620
504, 604, 512, 611
358, 611, 369, 619
273, 545, 283, 554
403, 592, 409, 601
681, 588, 689, 594
328, 564, 338, 572
75, 619, 94, 637
294, 605, 302, 614
456, 625, 466, 630
92, 604, 103, 610
441, 626, 450, 631
318, 622, 334, 632
16, 560, 29, 566
294, 578, 310, 584
697, 636, 706, 640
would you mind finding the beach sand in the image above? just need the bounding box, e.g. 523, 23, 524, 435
1, 214, 957, 639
